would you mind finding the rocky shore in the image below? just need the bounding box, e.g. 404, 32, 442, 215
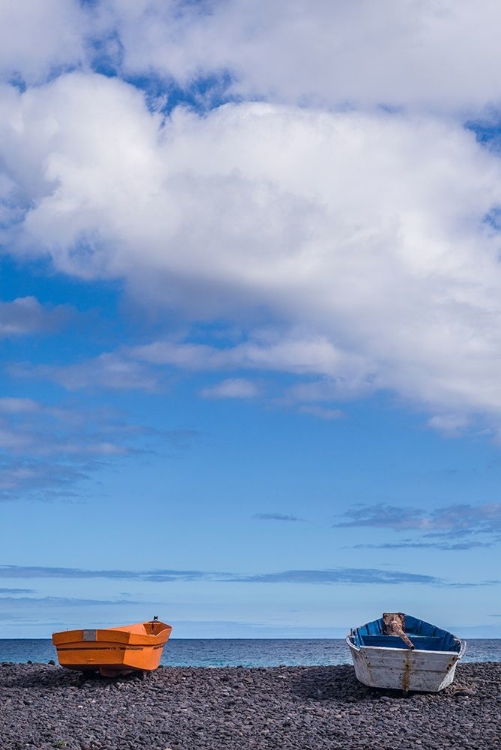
1, 662, 500, 749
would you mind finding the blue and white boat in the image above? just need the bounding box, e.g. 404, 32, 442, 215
346, 612, 466, 693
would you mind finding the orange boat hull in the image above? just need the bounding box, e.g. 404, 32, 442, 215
52, 619, 172, 677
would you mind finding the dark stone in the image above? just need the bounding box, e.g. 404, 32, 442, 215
0, 662, 499, 749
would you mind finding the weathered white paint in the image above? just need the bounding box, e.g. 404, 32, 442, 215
346, 638, 467, 693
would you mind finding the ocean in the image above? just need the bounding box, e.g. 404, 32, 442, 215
1, 639, 500, 667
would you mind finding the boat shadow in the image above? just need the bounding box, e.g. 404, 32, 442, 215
291, 665, 415, 703
3, 665, 147, 691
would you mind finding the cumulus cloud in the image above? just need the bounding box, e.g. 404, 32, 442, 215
2, 12, 501, 434
2, 1, 501, 117
0, 0, 87, 84
8, 0, 501, 114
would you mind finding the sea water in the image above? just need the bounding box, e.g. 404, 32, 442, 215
0, 639, 500, 667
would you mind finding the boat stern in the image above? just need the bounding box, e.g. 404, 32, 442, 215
52, 620, 172, 676
347, 637, 464, 692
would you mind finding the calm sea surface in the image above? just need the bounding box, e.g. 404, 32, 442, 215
0, 639, 500, 667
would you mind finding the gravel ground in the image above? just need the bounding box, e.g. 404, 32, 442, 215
1, 661, 500, 750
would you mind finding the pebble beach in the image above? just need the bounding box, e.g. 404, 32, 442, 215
1, 662, 500, 750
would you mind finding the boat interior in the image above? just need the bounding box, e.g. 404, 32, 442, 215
351, 615, 462, 652
112, 620, 169, 636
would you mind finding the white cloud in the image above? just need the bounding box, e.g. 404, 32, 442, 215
133, 333, 369, 379
4, 1, 501, 113
298, 405, 344, 421
0, 460, 86, 497
200, 378, 259, 399
0, 397, 171, 501
0, 398, 129, 459
78, 0, 501, 114
0, 398, 39, 415
2, 72, 501, 428
337, 502, 501, 540
0, 0, 87, 84
427, 414, 470, 435
25, 352, 160, 392
0, 297, 72, 337
9, 357, 160, 393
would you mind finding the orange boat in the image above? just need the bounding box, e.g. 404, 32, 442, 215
52, 617, 172, 677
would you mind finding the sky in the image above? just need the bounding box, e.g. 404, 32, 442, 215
2, 0, 501, 639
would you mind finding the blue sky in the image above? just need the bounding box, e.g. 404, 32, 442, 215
2, 0, 501, 639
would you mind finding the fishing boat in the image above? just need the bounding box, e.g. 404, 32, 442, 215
346, 612, 466, 693
52, 617, 172, 677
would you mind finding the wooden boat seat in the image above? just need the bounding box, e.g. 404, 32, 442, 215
360, 635, 448, 651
